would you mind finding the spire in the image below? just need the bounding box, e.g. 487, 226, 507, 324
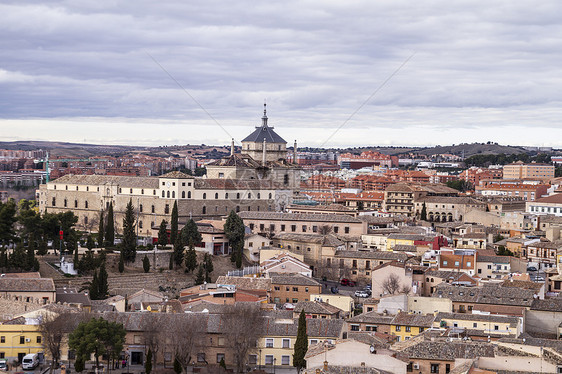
230, 138, 235, 156
262, 101, 268, 128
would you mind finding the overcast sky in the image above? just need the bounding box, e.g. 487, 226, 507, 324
1, 0, 562, 148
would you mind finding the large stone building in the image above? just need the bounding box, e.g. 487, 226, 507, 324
37, 107, 300, 239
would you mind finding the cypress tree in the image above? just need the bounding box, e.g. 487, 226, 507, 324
145, 349, 152, 374
293, 310, 308, 373
143, 255, 150, 273
73, 247, 79, 269
420, 202, 427, 221
170, 201, 178, 246
118, 252, 124, 273
121, 199, 137, 263
98, 210, 104, 247
185, 248, 197, 273
89, 270, 99, 300
173, 357, 182, 374
98, 263, 109, 299
224, 211, 244, 267
195, 263, 205, 285
157, 219, 168, 249
173, 233, 184, 267
37, 239, 48, 256
104, 203, 114, 247
168, 252, 173, 270
86, 235, 95, 251
26, 234, 36, 271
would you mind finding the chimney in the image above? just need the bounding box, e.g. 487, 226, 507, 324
293, 140, 298, 164
262, 138, 267, 166
230, 138, 235, 156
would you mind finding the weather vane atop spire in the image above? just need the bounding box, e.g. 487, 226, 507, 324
262, 100, 268, 127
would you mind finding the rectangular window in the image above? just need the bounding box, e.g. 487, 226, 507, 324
282, 339, 290, 348
291, 225, 296, 232
218, 337, 225, 346
431, 363, 439, 373
395, 326, 401, 332
266, 338, 274, 348
310, 339, 318, 345
405, 326, 411, 332
265, 355, 274, 365
20, 336, 25, 344
302, 225, 307, 232
0, 337, 3, 343
281, 355, 290, 365
248, 355, 257, 365
36, 336, 41, 344
197, 353, 206, 362
216, 353, 225, 363
281, 225, 286, 231
293, 287, 298, 292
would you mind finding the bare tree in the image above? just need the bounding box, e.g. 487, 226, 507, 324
382, 273, 401, 295
165, 314, 205, 372
400, 284, 412, 294
39, 306, 86, 373
318, 225, 333, 235
142, 314, 165, 368
222, 303, 265, 373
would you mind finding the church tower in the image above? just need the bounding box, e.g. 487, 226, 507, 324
241, 103, 287, 162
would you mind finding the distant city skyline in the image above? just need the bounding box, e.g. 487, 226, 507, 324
2, 1, 562, 148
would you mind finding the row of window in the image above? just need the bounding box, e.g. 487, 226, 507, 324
0, 336, 41, 344
250, 223, 350, 234
273, 286, 309, 292
197, 353, 290, 366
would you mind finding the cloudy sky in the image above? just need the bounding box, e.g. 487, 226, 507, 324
1, 0, 562, 148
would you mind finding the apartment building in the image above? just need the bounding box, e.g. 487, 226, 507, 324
503, 162, 554, 180
476, 179, 549, 201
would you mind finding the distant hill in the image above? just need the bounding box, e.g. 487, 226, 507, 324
329, 143, 530, 157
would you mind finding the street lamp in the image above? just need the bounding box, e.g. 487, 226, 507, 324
258, 349, 261, 371
273, 358, 276, 374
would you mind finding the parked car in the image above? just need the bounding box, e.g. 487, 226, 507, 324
354, 290, 370, 298
340, 278, 356, 287
527, 266, 538, 272
364, 285, 372, 290
330, 286, 339, 294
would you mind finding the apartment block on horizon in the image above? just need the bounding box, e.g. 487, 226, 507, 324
503, 162, 555, 180
476, 179, 549, 201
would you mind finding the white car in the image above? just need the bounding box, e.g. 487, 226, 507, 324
354, 290, 370, 298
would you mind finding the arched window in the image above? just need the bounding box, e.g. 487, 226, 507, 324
64, 199, 67, 207
188, 191, 191, 198
139, 204, 143, 213
52, 197, 56, 206
130, 188, 133, 193
202, 206, 207, 214
236, 206, 240, 213
269, 193, 272, 199
225, 193, 229, 199
162, 191, 165, 197
74, 200, 78, 208
237, 193, 240, 199
141, 189, 144, 194
182, 191, 185, 198
151, 205, 155, 213
84, 216, 88, 225
76, 186, 79, 191
172, 191, 175, 198
248, 193, 251, 199
167, 191, 170, 198
139, 221, 143, 229
247, 206, 251, 211
85, 201, 88, 209
203, 193, 207, 199
257, 193, 260, 199
215, 193, 218, 199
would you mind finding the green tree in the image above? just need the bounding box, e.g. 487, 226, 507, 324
37, 239, 48, 256
185, 248, 198, 273
0, 199, 17, 247
195, 263, 205, 285
173, 357, 182, 374
224, 211, 245, 268
420, 202, 427, 221
26, 233, 37, 271
121, 199, 137, 263
118, 252, 124, 273
157, 219, 168, 249
181, 219, 202, 249
98, 263, 109, 299
98, 210, 104, 247
89, 270, 99, 300
86, 235, 95, 251
170, 201, 178, 246
293, 310, 308, 373
219, 357, 226, 370
104, 203, 114, 247
143, 255, 150, 273
73, 247, 79, 269
9, 243, 27, 270
173, 235, 184, 268
168, 252, 173, 270
203, 253, 213, 283
68, 317, 126, 374
74, 357, 85, 373
145, 349, 152, 374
